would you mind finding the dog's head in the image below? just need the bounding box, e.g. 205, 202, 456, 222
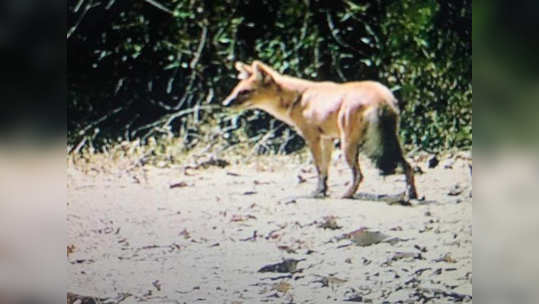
222, 61, 280, 109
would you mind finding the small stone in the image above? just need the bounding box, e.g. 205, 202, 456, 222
442, 159, 455, 169
448, 184, 462, 196
427, 155, 439, 168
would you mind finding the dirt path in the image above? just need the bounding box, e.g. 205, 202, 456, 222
67, 152, 472, 303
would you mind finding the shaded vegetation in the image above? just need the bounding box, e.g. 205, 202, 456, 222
68, 0, 471, 154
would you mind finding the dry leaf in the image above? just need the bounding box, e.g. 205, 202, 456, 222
67, 244, 76, 256
272, 281, 291, 293
170, 181, 188, 188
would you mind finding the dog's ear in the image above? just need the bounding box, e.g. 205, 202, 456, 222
252, 61, 274, 86
235, 61, 252, 80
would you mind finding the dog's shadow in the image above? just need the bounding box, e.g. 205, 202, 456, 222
282, 192, 433, 206
353, 192, 438, 206
353, 192, 411, 206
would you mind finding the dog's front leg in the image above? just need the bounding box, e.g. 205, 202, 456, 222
305, 136, 327, 198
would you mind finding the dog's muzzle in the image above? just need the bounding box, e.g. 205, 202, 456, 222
222, 96, 237, 107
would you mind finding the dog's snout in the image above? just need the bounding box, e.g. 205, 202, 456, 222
222, 96, 236, 107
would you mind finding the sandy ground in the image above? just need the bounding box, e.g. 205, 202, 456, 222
67, 151, 472, 303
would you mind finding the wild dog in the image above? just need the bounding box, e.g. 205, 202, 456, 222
222, 61, 418, 199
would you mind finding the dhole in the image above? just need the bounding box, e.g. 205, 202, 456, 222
223, 61, 418, 199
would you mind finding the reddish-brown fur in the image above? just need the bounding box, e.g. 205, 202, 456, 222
223, 61, 417, 199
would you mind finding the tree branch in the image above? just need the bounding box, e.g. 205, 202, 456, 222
67, 0, 96, 39
143, 0, 174, 15
131, 105, 219, 138
326, 11, 367, 56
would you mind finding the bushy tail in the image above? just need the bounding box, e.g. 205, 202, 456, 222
361, 104, 404, 176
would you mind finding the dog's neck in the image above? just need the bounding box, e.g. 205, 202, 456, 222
255, 89, 302, 127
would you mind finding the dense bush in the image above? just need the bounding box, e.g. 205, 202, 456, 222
68, 0, 471, 153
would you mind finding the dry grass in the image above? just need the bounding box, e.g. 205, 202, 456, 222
67, 126, 312, 178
